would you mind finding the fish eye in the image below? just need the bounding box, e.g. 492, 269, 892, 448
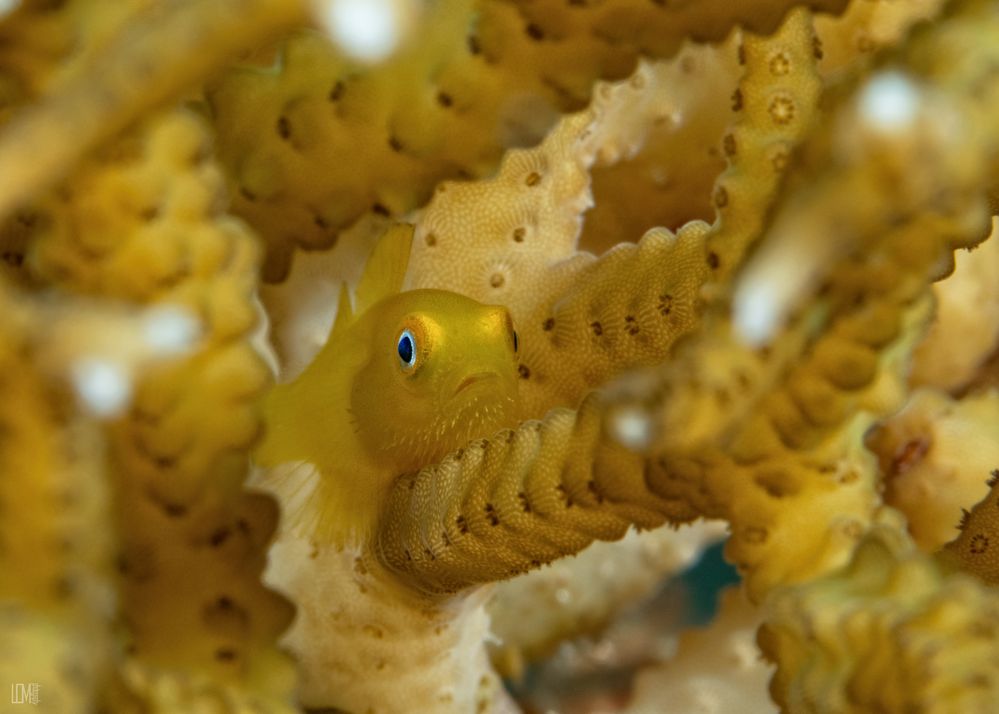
397, 329, 417, 370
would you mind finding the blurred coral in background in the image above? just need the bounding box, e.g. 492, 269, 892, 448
1, 0, 998, 712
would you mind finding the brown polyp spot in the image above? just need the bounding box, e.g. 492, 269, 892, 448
456, 516, 469, 534
590, 321, 603, 337
161, 501, 187, 518
388, 136, 403, 152
587, 480, 604, 504
971, 534, 990, 555
768, 95, 796, 126
437, 91, 454, 108
209, 527, 231, 547
239, 186, 256, 202
555, 484, 574, 508
525, 172, 541, 187
768, 52, 791, 76
277, 116, 291, 140
890, 438, 929, 476
314, 214, 329, 230
513, 227, 526, 242
468, 35, 481, 54
2, 252, 24, 267
754, 471, 794, 498
424, 232, 437, 247
714, 185, 729, 209
518, 364, 531, 379
625, 315, 639, 335
441, 531, 451, 546
375, 659, 387, 671
424, 548, 436, 561
490, 273, 505, 288
731, 89, 743, 111
518, 492, 531, 513
485, 504, 500, 526
771, 148, 789, 173
722, 133, 736, 158
354, 556, 368, 575
454, 448, 465, 461
215, 648, 238, 663
707, 251, 720, 270
840, 520, 864, 539
658, 294, 672, 316
329, 81, 345, 101
404, 548, 413, 561
53, 576, 75, 599
812, 35, 824, 60
525, 23, 544, 41
743, 526, 768, 544
543, 317, 555, 331
836, 468, 857, 486
737, 43, 746, 65
372, 202, 390, 216
140, 205, 159, 222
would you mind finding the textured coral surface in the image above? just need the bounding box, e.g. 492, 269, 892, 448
1, 0, 998, 713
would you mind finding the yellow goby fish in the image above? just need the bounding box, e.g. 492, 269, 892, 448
255, 225, 521, 544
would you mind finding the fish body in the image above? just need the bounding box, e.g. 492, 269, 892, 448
256, 226, 521, 542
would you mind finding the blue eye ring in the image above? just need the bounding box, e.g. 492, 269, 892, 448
397, 329, 416, 370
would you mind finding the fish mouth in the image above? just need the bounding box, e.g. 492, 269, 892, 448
453, 372, 497, 396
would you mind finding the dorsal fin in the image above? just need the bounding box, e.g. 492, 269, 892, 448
326, 281, 354, 343
354, 223, 414, 315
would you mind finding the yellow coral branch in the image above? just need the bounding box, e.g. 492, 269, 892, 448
761, 521, 999, 713
0, 0, 309, 224
28, 109, 296, 710
208, 0, 850, 279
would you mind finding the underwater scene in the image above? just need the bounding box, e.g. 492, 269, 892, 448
1, 0, 998, 712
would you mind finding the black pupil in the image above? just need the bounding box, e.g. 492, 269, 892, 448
398, 333, 414, 365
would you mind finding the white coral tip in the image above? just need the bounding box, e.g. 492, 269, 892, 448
142, 305, 200, 355
72, 358, 132, 418
859, 71, 921, 131
314, 0, 406, 63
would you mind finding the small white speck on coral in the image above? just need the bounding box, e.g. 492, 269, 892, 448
611, 407, 653, 450
733, 278, 784, 348
314, 0, 406, 63
734, 236, 819, 347
142, 304, 200, 355
858, 71, 921, 132
71, 358, 132, 418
